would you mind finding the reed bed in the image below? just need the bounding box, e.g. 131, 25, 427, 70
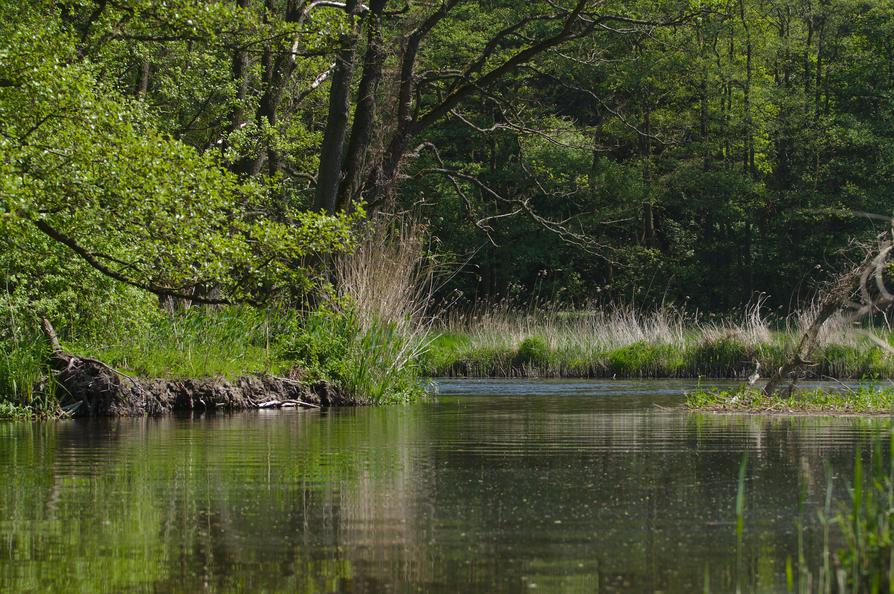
426, 302, 894, 379
731, 431, 894, 592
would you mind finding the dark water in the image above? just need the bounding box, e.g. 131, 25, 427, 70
0, 380, 889, 593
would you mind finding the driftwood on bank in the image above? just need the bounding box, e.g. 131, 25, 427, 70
40, 319, 349, 417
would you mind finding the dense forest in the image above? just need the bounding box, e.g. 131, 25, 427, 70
4, 0, 893, 310
2, 0, 894, 412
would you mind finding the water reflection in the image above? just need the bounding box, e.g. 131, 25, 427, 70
0, 380, 889, 593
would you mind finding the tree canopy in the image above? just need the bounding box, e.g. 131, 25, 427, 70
2, 0, 893, 314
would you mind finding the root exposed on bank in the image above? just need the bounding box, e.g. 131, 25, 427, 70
41, 319, 349, 417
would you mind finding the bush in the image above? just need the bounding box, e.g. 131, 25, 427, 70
515, 336, 551, 368
607, 342, 685, 377
277, 308, 426, 404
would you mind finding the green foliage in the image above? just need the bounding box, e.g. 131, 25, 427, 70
607, 342, 686, 377
835, 434, 894, 592
423, 332, 471, 372
686, 338, 750, 377
515, 336, 552, 368
276, 309, 426, 404
822, 344, 892, 379
686, 386, 894, 414
71, 306, 281, 379
0, 3, 355, 307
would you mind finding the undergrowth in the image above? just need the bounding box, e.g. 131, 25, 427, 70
1, 217, 433, 415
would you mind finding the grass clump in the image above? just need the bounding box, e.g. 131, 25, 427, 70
276, 309, 426, 404
686, 385, 894, 414
606, 341, 685, 377
515, 336, 552, 369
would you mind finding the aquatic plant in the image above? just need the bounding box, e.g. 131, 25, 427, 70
686, 385, 894, 414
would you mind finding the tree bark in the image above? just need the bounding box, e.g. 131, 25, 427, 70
336, 0, 388, 212
314, 0, 363, 212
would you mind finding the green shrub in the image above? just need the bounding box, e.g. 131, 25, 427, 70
607, 342, 685, 377
515, 336, 551, 368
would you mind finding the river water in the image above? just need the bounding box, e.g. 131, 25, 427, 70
0, 379, 889, 593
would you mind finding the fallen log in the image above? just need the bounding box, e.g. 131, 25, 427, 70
40, 319, 351, 417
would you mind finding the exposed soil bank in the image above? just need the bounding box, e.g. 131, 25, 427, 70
43, 321, 350, 418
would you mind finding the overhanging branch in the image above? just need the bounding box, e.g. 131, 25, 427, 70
32, 218, 244, 306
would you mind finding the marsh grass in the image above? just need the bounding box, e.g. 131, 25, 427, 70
833, 435, 894, 592
325, 217, 435, 403
0, 308, 57, 418
427, 302, 894, 379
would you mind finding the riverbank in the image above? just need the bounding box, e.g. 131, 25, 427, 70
0, 306, 428, 419
424, 305, 894, 380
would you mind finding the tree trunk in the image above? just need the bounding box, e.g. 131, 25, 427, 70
739, 0, 754, 178
314, 0, 363, 213
336, 0, 388, 212
136, 59, 150, 98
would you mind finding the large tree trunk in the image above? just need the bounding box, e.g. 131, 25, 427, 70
314, 0, 363, 213
336, 0, 388, 212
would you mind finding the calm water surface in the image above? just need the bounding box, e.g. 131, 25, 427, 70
0, 379, 890, 593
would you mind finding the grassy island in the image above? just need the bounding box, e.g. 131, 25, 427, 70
686, 385, 894, 415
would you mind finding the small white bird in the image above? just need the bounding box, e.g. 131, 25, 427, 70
747, 361, 761, 386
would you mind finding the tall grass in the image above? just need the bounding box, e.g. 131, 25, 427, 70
0, 294, 56, 417
731, 431, 894, 592
833, 434, 894, 592
278, 217, 436, 403
427, 300, 894, 379
71, 305, 282, 379
0, 332, 52, 417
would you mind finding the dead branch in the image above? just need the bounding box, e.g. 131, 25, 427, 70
763, 227, 894, 396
